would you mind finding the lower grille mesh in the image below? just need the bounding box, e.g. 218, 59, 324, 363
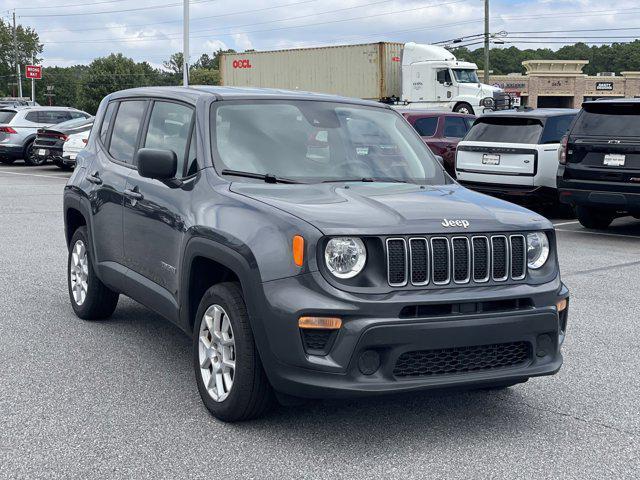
393, 341, 531, 378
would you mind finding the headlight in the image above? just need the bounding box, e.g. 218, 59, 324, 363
481, 96, 495, 108
527, 232, 550, 269
324, 237, 366, 279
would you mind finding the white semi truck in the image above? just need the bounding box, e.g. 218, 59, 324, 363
220, 42, 509, 115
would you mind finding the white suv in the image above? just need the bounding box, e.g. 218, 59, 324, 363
455, 109, 577, 211
0, 106, 90, 165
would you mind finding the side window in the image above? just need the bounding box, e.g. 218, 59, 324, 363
443, 116, 469, 138
100, 102, 117, 145
40, 111, 72, 124
69, 111, 87, 119
185, 128, 198, 176
540, 115, 575, 144
143, 101, 194, 176
108, 100, 147, 163
412, 117, 438, 137
24, 112, 40, 123
436, 69, 452, 84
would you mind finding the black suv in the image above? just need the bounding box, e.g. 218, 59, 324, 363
64, 86, 569, 422
558, 99, 640, 228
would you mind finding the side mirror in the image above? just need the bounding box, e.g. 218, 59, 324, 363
136, 148, 177, 180
434, 155, 444, 166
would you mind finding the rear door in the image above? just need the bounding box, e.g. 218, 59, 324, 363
456, 116, 542, 185
566, 103, 640, 184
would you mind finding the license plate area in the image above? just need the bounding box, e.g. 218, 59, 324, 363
482, 153, 500, 165
604, 153, 625, 167
36, 149, 48, 156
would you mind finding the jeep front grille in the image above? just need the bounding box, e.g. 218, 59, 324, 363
386, 234, 527, 287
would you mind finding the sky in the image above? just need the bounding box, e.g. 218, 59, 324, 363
2, 0, 640, 70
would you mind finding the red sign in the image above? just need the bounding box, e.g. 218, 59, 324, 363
25, 65, 42, 80
391, 56, 401, 62
232, 59, 252, 69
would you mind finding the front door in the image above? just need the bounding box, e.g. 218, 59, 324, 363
435, 68, 454, 102
123, 100, 196, 299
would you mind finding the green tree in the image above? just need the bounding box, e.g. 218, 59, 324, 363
190, 68, 220, 85
0, 19, 43, 96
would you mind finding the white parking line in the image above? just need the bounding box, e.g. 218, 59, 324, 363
555, 228, 640, 240
553, 220, 580, 227
0, 171, 69, 180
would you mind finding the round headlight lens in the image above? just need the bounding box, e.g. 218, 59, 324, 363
324, 237, 367, 279
527, 232, 550, 269
481, 96, 495, 108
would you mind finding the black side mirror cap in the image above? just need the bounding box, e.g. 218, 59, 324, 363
136, 148, 177, 180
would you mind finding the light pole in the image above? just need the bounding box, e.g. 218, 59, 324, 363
183, 0, 189, 87
484, 0, 490, 84
13, 10, 23, 98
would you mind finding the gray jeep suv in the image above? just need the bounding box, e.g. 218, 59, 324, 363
63, 86, 569, 422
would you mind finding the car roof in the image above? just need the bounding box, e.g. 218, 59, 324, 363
11, 106, 83, 112
478, 108, 579, 120
583, 98, 640, 106
109, 85, 389, 108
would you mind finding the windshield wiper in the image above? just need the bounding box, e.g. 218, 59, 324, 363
220, 169, 302, 184
322, 177, 410, 184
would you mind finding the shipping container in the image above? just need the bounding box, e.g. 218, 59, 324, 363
220, 42, 403, 101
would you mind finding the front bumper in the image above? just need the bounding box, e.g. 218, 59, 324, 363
251, 272, 569, 399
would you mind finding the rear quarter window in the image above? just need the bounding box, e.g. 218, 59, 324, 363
465, 117, 543, 144
572, 103, 640, 137
540, 115, 576, 144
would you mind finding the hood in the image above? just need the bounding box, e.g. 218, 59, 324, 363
458, 83, 502, 99
229, 182, 550, 236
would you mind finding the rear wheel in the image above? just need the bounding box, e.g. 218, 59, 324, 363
576, 206, 614, 229
193, 282, 274, 422
67, 226, 119, 319
22, 141, 41, 166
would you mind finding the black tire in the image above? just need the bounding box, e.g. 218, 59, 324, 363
67, 226, 119, 320
0, 158, 16, 164
193, 282, 274, 422
576, 206, 614, 229
453, 102, 474, 115
22, 141, 41, 166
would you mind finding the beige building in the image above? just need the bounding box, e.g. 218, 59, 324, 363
484, 60, 640, 108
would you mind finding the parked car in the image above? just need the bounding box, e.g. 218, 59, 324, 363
0, 106, 91, 165
558, 99, 640, 228
456, 109, 577, 212
397, 110, 475, 177
64, 86, 569, 422
32, 116, 94, 169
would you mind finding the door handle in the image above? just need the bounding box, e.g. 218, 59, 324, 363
124, 187, 144, 200
86, 172, 102, 185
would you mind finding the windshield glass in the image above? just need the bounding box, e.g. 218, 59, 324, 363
452, 69, 479, 84
210, 100, 447, 184
465, 117, 543, 144
0, 110, 16, 123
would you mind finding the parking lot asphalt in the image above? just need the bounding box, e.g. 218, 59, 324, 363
1, 162, 639, 479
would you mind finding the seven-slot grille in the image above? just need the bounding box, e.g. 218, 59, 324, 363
386, 234, 527, 287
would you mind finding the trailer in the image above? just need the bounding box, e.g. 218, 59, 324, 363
221, 42, 403, 102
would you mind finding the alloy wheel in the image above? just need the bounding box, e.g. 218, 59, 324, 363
69, 240, 89, 306
198, 304, 236, 402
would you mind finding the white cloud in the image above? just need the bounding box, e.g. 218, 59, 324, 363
232, 33, 253, 52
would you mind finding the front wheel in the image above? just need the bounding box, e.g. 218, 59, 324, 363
193, 282, 274, 422
576, 206, 614, 229
453, 102, 474, 115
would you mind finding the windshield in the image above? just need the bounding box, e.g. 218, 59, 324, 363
452, 69, 479, 84
210, 100, 447, 184
573, 103, 640, 137
465, 117, 543, 144
0, 110, 16, 123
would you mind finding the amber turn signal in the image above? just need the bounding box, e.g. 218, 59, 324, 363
556, 299, 567, 312
293, 235, 304, 267
298, 316, 342, 330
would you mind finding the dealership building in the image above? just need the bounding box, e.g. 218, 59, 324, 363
483, 60, 640, 108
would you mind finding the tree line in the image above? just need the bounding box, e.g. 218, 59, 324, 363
2, 19, 640, 114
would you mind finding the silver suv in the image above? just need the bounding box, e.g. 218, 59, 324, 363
0, 106, 91, 165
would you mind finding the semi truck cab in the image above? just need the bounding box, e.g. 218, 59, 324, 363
400, 42, 504, 115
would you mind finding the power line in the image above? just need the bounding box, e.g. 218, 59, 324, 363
15, 0, 133, 10
34, 0, 319, 33
39, 0, 472, 44
18, 0, 216, 18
